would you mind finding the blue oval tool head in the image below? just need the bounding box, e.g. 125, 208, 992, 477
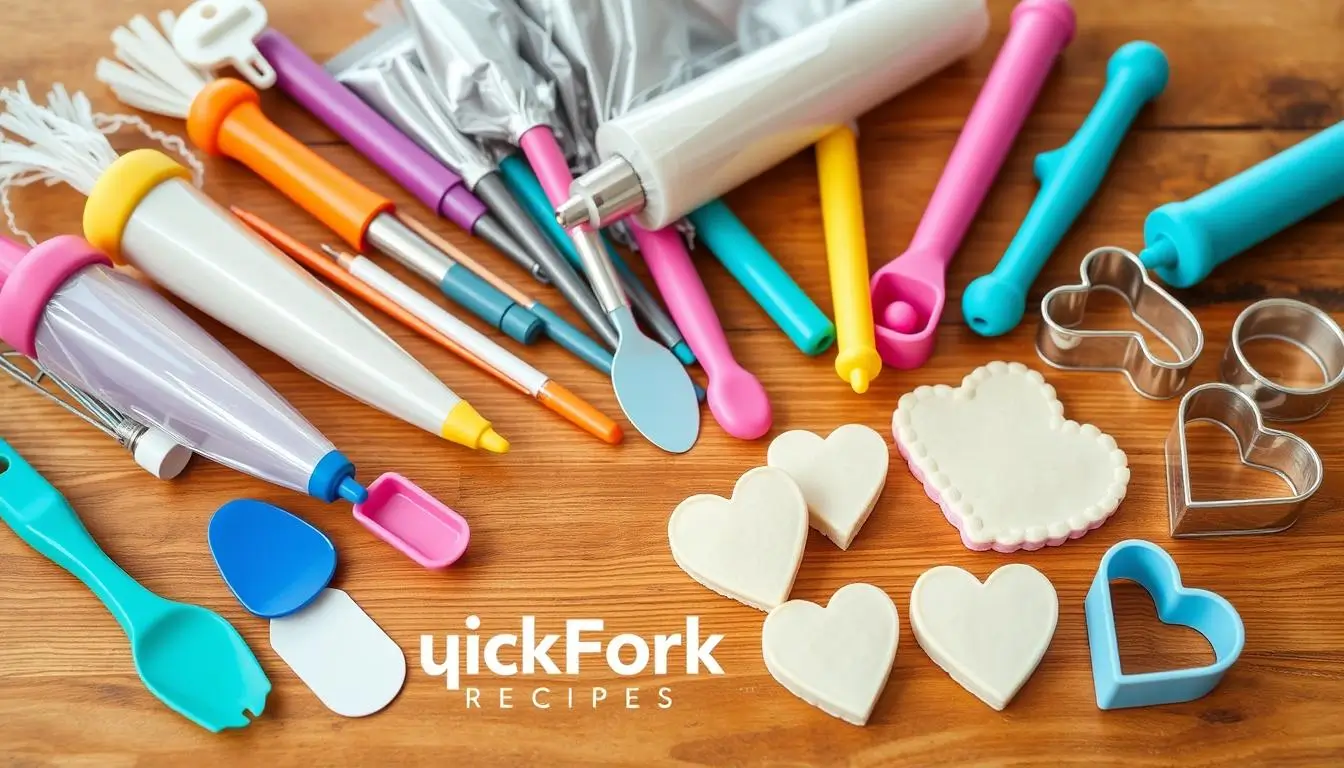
209, 500, 337, 619
1084, 539, 1245, 710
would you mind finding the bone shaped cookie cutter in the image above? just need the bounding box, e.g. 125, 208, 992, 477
1036, 247, 1204, 399
1166, 382, 1323, 538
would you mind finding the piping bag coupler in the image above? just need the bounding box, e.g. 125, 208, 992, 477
252, 28, 544, 283
0, 233, 362, 503
80, 147, 497, 451
1140, 118, 1344, 289
553, 0, 991, 232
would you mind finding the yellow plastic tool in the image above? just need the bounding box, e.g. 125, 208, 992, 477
818, 125, 881, 394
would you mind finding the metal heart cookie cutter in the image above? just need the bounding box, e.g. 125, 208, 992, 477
1166, 382, 1323, 538
1036, 247, 1204, 399
1221, 298, 1344, 422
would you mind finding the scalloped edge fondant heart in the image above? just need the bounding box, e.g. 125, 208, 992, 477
892, 361, 1130, 552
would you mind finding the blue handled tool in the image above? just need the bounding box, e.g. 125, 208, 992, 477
0, 440, 269, 731
498, 154, 697, 365
438, 264, 544, 344
964, 42, 1169, 337
1142, 118, 1344, 288
688, 199, 836, 356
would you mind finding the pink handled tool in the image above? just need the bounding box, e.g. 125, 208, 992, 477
869, 0, 1076, 368
632, 225, 772, 440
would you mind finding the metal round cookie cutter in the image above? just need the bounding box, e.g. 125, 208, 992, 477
1221, 299, 1344, 422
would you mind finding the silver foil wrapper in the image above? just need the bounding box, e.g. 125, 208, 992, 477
401, 0, 558, 144
328, 21, 497, 187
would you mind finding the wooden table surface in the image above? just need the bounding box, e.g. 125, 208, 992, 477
2, 1, 1343, 765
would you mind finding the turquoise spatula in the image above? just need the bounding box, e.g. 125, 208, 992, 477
0, 440, 269, 731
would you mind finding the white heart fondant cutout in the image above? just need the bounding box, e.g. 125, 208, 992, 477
892, 361, 1130, 552
762, 583, 899, 725
766, 424, 889, 549
910, 565, 1058, 710
669, 466, 808, 611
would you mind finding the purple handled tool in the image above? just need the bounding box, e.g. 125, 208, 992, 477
254, 29, 543, 280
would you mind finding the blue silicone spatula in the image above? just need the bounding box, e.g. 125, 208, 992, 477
0, 439, 269, 732
208, 499, 336, 619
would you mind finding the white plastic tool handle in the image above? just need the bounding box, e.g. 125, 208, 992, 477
170, 0, 276, 88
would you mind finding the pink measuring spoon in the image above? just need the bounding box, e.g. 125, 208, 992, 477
869, 0, 1076, 369
632, 225, 772, 440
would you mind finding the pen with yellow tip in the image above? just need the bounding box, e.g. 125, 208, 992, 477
234, 209, 622, 446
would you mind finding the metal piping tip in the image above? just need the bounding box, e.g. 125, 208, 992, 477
555, 196, 591, 229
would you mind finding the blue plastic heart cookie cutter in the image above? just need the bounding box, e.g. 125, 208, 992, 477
1085, 539, 1244, 710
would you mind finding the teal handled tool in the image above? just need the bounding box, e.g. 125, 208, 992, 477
0, 440, 269, 731
964, 42, 1169, 337
1142, 118, 1344, 288
499, 154, 697, 365
687, 200, 836, 356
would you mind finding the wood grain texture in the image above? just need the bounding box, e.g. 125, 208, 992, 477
1, 0, 1343, 765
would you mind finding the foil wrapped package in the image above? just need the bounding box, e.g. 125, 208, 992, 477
328, 21, 496, 187
401, 0, 559, 145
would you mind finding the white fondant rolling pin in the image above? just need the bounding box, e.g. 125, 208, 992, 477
555, 0, 990, 231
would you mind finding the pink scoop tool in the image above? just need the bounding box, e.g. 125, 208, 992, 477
632, 225, 772, 441
870, 0, 1076, 368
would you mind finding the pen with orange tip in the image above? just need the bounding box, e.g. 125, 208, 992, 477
233, 208, 622, 445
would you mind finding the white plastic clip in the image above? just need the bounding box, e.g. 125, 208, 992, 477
169, 0, 276, 89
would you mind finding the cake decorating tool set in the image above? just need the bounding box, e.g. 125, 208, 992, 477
0, 83, 505, 453
5, 0, 1342, 734
248, 27, 543, 283
527, 0, 773, 441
